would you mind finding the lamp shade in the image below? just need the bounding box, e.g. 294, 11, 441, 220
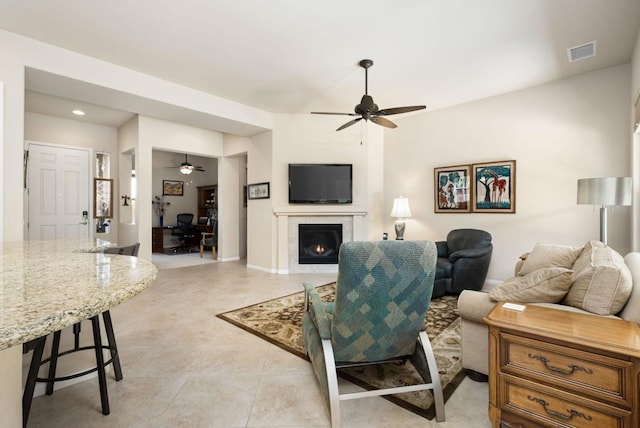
577, 177, 632, 206
390, 197, 412, 218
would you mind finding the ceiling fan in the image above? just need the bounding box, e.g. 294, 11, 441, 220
311, 59, 426, 131
168, 154, 205, 175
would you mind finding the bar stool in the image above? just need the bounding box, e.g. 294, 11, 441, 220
22, 243, 139, 427
22, 312, 121, 427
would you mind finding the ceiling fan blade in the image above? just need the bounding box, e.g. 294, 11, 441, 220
311, 111, 358, 116
336, 117, 362, 131
371, 116, 397, 129
377, 105, 426, 116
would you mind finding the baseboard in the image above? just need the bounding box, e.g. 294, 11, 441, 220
246, 263, 279, 274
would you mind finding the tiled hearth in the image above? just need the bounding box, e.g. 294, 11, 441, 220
274, 206, 367, 274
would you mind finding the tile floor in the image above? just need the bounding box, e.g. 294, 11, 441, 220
26, 257, 491, 427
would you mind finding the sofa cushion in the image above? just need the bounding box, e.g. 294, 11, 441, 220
489, 268, 574, 303
518, 243, 583, 276
563, 245, 632, 315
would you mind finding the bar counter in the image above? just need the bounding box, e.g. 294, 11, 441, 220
0, 238, 158, 427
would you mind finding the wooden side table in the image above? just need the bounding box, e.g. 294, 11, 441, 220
485, 302, 640, 428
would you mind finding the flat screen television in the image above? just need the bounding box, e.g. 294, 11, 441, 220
288, 163, 352, 204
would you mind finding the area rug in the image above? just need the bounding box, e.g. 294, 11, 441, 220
217, 283, 465, 420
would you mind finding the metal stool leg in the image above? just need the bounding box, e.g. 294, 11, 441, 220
23, 336, 46, 428
73, 322, 81, 350
90, 315, 110, 415
45, 330, 62, 395
101, 311, 123, 381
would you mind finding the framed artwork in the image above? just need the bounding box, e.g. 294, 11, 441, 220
94, 178, 113, 218
472, 160, 516, 213
434, 164, 471, 213
247, 182, 270, 200
163, 180, 184, 196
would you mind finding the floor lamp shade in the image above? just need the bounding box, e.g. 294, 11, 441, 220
577, 177, 632, 206
577, 177, 632, 245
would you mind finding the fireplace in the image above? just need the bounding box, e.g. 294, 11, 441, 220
298, 224, 342, 264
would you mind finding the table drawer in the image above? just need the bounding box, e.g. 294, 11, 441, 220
500, 332, 632, 405
502, 376, 630, 428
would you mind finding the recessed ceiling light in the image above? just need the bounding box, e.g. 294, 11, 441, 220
72, 109, 85, 116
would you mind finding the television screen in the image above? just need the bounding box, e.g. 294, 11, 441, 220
289, 164, 352, 204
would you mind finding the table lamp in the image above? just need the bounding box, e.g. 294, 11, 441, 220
577, 177, 632, 245
390, 196, 412, 240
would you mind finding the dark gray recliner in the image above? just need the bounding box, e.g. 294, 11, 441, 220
434, 229, 492, 298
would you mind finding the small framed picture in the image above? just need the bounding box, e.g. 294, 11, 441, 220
163, 180, 184, 196
247, 182, 270, 200
472, 160, 516, 213
94, 178, 113, 219
434, 164, 472, 213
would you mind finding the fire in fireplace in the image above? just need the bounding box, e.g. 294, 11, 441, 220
298, 224, 343, 264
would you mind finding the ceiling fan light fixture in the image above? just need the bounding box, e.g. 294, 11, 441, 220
179, 165, 193, 175
311, 59, 426, 131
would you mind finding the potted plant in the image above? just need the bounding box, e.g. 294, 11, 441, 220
153, 196, 170, 226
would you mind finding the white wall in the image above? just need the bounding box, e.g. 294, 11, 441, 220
246, 131, 274, 270
24, 112, 119, 241
272, 115, 383, 211
386, 64, 632, 281
118, 116, 139, 245
631, 27, 640, 251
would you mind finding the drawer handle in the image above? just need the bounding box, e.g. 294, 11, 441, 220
528, 396, 593, 422
528, 354, 593, 376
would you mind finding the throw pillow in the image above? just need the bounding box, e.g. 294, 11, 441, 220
489, 268, 574, 303
518, 243, 583, 276
564, 245, 633, 315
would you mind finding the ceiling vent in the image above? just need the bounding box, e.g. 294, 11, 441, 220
567, 41, 597, 62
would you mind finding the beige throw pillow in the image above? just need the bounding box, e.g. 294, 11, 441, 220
518, 243, 583, 276
564, 245, 632, 315
490, 268, 574, 303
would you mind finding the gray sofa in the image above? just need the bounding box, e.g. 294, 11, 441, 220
458, 242, 640, 378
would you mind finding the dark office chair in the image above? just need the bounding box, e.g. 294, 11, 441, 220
171, 213, 196, 253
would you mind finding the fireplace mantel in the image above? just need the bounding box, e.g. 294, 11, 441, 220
273, 205, 367, 217
274, 206, 368, 274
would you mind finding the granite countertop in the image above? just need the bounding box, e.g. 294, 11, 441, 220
0, 239, 157, 351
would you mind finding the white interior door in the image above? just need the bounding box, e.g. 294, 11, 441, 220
28, 143, 90, 240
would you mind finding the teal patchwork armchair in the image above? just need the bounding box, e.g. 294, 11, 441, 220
302, 240, 444, 427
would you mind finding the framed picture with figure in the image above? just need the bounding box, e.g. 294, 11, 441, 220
472, 160, 516, 213
434, 165, 471, 213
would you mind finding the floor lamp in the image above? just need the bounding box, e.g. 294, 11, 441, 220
577, 177, 632, 245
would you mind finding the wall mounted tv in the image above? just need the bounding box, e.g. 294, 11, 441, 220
288, 164, 353, 204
